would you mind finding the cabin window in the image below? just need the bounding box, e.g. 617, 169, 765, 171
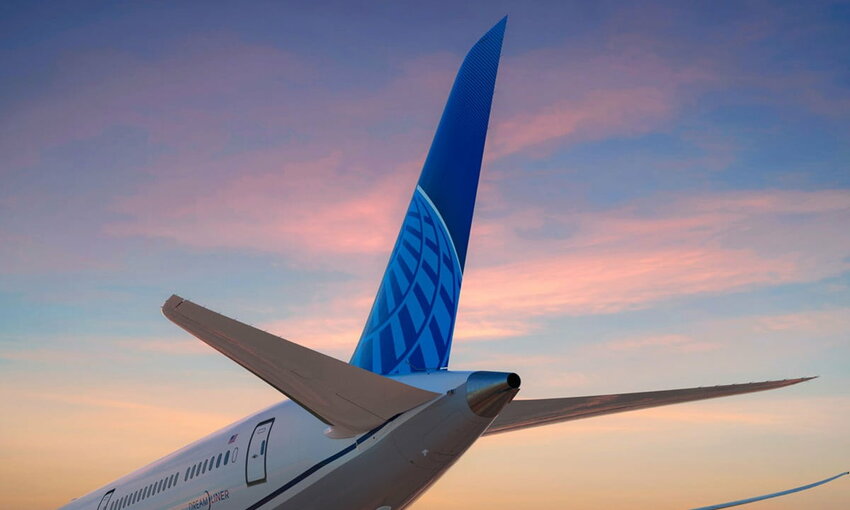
202, 458, 208, 473
216, 453, 222, 468
224, 450, 230, 465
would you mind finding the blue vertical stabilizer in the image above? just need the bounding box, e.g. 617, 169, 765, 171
350, 18, 506, 374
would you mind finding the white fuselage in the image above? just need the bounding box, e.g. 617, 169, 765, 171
60, 371, 494, 510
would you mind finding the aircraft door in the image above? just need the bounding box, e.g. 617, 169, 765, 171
96, 489, 114, 510
246, 418, 274, 486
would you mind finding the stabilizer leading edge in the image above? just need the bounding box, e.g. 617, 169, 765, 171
484, 377, 815, 435
162, 295, 439, 437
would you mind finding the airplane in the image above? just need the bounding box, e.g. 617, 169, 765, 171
59, 17, 843, 510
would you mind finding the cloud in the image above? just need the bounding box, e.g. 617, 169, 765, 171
488, 87, 674, 160
149, 187, 849, 353
601, 334, 719, 353
451, 189, 850, 341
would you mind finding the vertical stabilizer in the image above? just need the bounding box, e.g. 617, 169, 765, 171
350, 18, 506, 375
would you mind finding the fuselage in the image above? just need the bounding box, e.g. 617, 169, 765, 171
59, 371, 513, 510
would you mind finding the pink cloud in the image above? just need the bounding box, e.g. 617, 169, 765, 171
451, 189, 850, 340
488, 87, 673, 160
148, 185, 849, 350
461, 246, 797, 318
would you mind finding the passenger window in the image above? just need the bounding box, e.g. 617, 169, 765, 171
224, 450, 230, 465
216, 453, 222, 468
202, 458, 208, 473
209, 455, 215, 469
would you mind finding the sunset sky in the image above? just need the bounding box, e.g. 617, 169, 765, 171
1, 1, 849, 509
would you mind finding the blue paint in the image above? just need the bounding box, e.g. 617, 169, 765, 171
350, 18, 505, 375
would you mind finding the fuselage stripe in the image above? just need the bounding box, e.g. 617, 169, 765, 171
245, 415, 400, 510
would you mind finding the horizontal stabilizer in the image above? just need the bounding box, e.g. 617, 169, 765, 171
162, 295, 439, 436
484, 378, 815, 435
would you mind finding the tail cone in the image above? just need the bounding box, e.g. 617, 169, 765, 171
465, 371, 521, 417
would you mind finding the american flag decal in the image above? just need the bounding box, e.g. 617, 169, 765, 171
228, 434, 238, 444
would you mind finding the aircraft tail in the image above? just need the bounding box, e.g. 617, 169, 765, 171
162, 295, 439, 437
350, 18, 506, 375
